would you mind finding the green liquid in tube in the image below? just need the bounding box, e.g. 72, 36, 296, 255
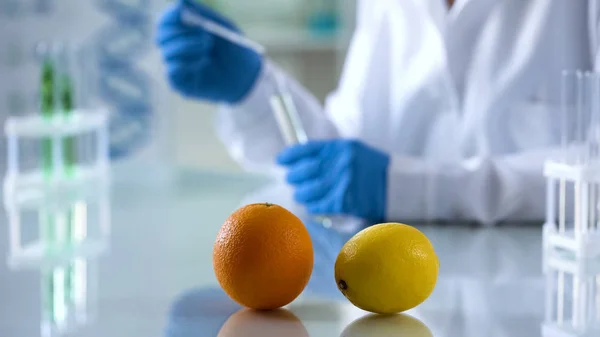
39, 51, 81, 328
40, 58, 56, 253
41, 59, 55, 179
61, 75, 76, 177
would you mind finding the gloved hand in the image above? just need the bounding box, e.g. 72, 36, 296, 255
155, 2, 263, 104
277, 140, 390, 222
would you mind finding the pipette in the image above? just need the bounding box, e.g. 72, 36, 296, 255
180, 3, 265, 55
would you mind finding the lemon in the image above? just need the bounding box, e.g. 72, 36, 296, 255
334, 223, 439, 314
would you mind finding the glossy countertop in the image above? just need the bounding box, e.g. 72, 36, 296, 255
0, 171, 596, 337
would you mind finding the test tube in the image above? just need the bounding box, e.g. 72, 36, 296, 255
557, 271, 565, 325
546, 178, 556, 230
576, 72, 586, 164
587, 278, 595, 327
573, 275, 582, 330
588, 70, 597, 233
587, 74, 600, 162
56, 43, 82, 255
36, 42, 58, 253
596, 274, 600, 324
559, 71, 578, 234
269, 72, 308, 145
545, 269, 555, 323
591, 73, 600, 232
590, 73, 597, 233
559, 179, 566, 234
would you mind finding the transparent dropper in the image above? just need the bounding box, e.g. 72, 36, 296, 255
180, 3, 366, 229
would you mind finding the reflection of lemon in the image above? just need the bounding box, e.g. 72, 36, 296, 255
341, 314, 433, 337
335, 223, 439, 314
217, 308, 309, 337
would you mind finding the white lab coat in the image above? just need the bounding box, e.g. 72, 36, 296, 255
216, 0, 598, 225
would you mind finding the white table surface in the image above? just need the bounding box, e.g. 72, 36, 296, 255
0, 171, 561, 337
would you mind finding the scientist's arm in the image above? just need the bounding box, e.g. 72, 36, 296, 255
386, 151, 550, 225
391, 0, 589, 225
415, 0, 597, 225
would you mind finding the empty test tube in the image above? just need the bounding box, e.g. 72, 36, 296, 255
559, 71, 578, 234
557, 271, 565, 324
589, 74, 600, 232
596, 276, 600, 321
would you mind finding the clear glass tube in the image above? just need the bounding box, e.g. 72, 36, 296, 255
557, 271, 565, 324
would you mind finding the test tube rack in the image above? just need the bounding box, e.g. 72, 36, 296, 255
542, 249, 600, 337
544, 161, 600, 259
543, 71, 600, 259
2, 40, 110, 337
3, 109, 110, 203
3, 40, 111, 203
3, 41, 111, 270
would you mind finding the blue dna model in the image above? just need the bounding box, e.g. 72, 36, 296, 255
94, 0, 155, 159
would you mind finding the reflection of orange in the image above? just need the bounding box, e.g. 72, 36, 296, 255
218, 308, 309, 337
213, 203, 314, 310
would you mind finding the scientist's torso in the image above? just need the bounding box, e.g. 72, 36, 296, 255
326, 0, 592, 162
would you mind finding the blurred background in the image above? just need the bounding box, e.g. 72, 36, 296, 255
0, 0, 355, 179
3, 3, 600, 337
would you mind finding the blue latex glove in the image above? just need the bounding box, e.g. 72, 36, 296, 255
277, 140, 390, 222
155, 2, 263, 104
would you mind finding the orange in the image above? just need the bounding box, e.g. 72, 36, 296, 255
213, 203, 313, 310
217, 308, 309, 337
